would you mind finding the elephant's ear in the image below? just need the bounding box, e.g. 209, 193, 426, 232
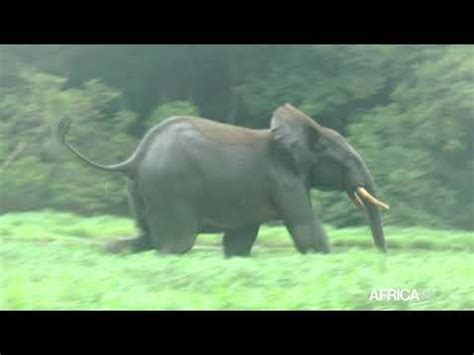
270, 103, 321, 175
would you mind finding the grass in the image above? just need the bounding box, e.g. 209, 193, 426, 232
1, 210, 473, 310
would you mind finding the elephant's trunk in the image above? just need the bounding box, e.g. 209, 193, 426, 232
365, 199, 387, 253
354, 162, 388, 253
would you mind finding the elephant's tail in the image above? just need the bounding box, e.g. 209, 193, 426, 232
57, 118, 135, 176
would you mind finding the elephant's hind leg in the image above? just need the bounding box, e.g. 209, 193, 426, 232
223, 224, 260, 257
104, 179, 152, 254
146, 200, 198, 255
161, 233, 197, 255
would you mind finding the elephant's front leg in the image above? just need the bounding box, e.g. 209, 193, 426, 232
223, 224, 260, 257
285, 220, 329, 254
273, 179, 330, 253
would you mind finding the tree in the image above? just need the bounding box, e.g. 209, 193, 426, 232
0, 69, 138, 215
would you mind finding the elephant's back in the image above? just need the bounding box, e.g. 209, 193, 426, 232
136, 115, 271, 182
162, 116, 271, 146
191, 118, 270, 145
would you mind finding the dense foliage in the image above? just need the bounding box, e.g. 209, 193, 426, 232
1, 45, 472, 229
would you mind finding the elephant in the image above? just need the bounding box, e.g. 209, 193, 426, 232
57, 103, 389, 256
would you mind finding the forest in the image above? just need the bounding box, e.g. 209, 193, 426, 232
1, 45, 472, 230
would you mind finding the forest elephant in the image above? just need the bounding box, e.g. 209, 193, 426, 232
57, 103, 389, 257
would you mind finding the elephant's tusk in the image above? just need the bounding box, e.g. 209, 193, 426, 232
347, 191, 364, 210
356, 187, 390, 210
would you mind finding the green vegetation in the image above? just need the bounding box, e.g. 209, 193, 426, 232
1, 212, 472, 310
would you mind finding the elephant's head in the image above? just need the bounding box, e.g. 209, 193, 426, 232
271, 103, 389, 252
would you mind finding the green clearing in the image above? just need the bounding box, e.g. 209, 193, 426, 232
1, 211, 473, 310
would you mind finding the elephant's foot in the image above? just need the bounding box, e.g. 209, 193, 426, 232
295, 243, 330, 254
223, 249, 252, 258
157, 238, 196, 255
285, 223, 330, 254
103, 235, 152, 254
223, 224, 259, 258
223, 238, 255, 257
312, 234, 330, 254
312, 245, 330, 254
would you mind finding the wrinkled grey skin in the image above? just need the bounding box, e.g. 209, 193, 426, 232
58, 104, 386, 256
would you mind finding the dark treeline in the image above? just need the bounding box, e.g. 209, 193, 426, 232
0, 45, 472, 230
